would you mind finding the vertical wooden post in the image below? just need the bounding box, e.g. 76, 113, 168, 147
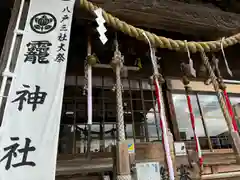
196, 93, 213, 151
233, 103, 240, 129
111, 38, 131, 180
164, 79, 181, 141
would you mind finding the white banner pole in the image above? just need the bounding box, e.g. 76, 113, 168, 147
0, 0, 25, 109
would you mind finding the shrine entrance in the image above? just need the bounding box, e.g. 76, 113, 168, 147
57, 75, 163, 175
1, 0, 240, 180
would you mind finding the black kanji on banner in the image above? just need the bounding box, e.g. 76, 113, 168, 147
58, 33, 67, 42
12, 84, 47, 111
62, 6, 71, 13
60, 14, 69, 23
57, 43, 66, 52
0, 137, 36, 170
55, 53, 65, 62
24, 40, 52, 64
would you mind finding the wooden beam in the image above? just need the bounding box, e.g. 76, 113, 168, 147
93, 63, 139, 71
56, 158, 113, 175
202, 171, 240, 180
76, 0, 240, 38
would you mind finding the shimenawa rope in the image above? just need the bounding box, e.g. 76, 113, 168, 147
80, 0, 240, 53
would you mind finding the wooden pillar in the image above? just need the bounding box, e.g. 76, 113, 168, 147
164, 79, 181, 141
111, 40, 131, 180
116, 142, 131, 176
232, 103, 240, 163
233, 103, 240, 129
134, 112, 144, 142
132, 93, 144, 142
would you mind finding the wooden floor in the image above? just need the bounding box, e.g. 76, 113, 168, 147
56, 152, 114, 176
56, 158, 113, 176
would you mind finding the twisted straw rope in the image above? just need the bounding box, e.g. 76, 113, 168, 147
117, 175, 132, 180
200, 52, 233, 131
80, 0, 240, 53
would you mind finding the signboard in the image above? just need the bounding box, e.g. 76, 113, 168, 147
128, 143, 135, 153
0, 0, 75, 180
135, 162, 161, 180
174, 142, 187, 156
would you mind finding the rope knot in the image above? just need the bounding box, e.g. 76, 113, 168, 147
218, 79, 226, 90
182, 76, 190, 86
182, 76, 192, 92
110, 50, 124, 71
149, 74, 165, 85
184, 85, 192, 92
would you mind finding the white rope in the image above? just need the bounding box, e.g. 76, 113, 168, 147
117, 174, 132, 180
113, 38, 131, 180
114, 38, 125, 141
221, 37, 233, 77
184, 40, 196, 77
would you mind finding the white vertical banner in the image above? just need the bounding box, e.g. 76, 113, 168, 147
0, 0, 75, 179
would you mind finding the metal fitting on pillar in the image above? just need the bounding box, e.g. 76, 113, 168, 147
87, 53, 99, 66
182, 75, 192, 92
218, 79, 227, 91
149, 73, 165, 86
111, 49, 124, 71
